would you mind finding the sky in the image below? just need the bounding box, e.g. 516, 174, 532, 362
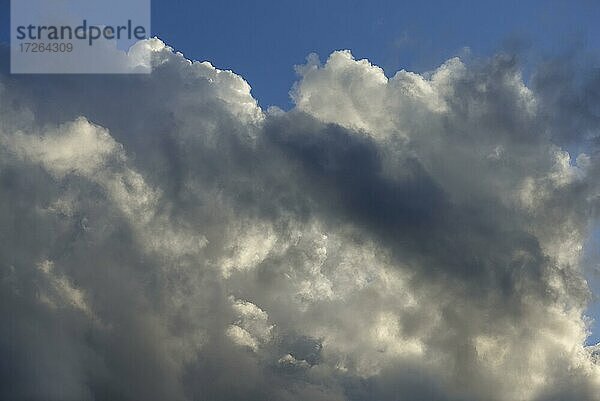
150, 0, 600, 108
2, 1, 600, 401
2, 0, 600, 106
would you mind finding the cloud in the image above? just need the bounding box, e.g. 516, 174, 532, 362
0, 39, 600, 400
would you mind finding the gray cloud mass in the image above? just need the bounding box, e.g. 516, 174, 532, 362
1, 39, 600, 400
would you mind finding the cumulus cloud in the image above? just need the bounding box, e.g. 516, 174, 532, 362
1, 38, 600, 401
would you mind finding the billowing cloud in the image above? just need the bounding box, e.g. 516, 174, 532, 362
1, 39, 600, 401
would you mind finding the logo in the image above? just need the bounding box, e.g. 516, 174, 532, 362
11, 0, 151, 74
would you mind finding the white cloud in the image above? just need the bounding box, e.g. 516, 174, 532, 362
0, 40, 599, 401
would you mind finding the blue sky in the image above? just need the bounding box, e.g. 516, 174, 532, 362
149, 0, 600, 108
2, 0, 600, 342
2, 0, 599, 106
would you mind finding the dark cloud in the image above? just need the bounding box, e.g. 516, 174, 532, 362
0, 40, 599, 401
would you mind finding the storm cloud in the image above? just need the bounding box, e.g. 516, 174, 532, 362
1, 39, 600, 401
